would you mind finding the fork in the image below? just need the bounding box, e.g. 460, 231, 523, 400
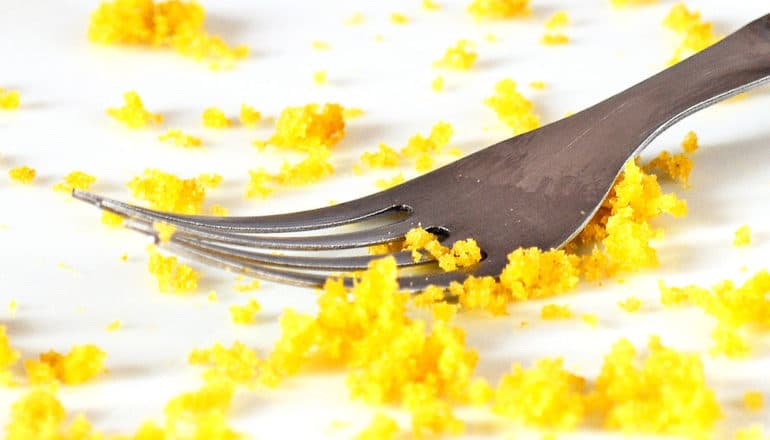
74, 14, 770, 290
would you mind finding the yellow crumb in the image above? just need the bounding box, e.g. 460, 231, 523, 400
106, 320, 122, 331
743, 391, 764, 411
128, 169, 218, 214
663, 4, 720, 65
360, 143, 400, 169
354, 413, 399, 440
541, 304, 573, 320
609, 0, 657, 6
229, 299, 262, 324
735, 425, 767, 440
1, 325, 20, 386
659, 270, 770, 357
529, 80, 547, 90
468, 0, 531, 20
158, 129, 202, 147
240, 103, 262, 127
277, 148, 334, 185
245, 168, 274, 198
494, 357, 586, 429
202, 107, 232, 128
618, 296, 642, 312
434, 40, 478, 70
147, 245, 200, 293
344, 12, 365, 25
545, 11, 569, 29
24, 344, 107, 385
107, 91, 163, 128
343, 107, 365, 119
209, 204, 229, 216
389, 12, 408, 25
541, 33, 570, 45
733, 225, 751, 247
88, 0, 248, 69
374, 34, 384, 42
233, 276, 260, 292
423, 0, 441, 10
8, 300, 18, 316
101, 211, 124, 227
313, 69, 327, 85
645, 150, 693, 186
5, 390, 74, 438
581, 313, 599, 327
163, 379, 239, 437
53, 171, 97, 193
153, 222, 176, 243
485, 79, 540, 135
207, 290, 218, 302
269, 103, 345, 151
8, 166, 36, 184
401, 121, 453, 172
0, 88, 20, 110
311, 40, 331, 50
189, 341, 261, 385
376, 173, 405, 189
681, 130, 698, 153
119, 253, 128, 261
431, 75, 445, 92
484, 33, 499, 42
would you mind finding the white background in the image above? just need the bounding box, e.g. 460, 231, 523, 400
1, 0, 769, 438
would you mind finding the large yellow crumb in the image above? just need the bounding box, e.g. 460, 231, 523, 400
354, 414, 399, 440
360, 143, 400, 169
240, 103, 262, 127
24, 344, 107, 385
147, 245, 200, 293
541, 304, 573, 320
0, 87, 21, 110
1, 325, 20, 386
269, 103, 345, 151
433, 40, 478, 70
733, 225, 751, 247
107, 91, 163, 128
6, 389, 88, 439
467, 0, 531, 20
663, 4, 720, 65
389, 12, 409, 25
8, 166, 36, 184
485, 79, 540, 135
159, 129, 202, 147
202, 107, 232, 128
660, 270, 770, 357
88, 0, 248, 69
404, 227, 481, 271
128, 168, 219, 214
277, 148, 335, 185
545, 11, 569, 29
189, 341, 261, 385
645, 150, 693, 186
229, 299, 262, 324
743, 391, 764, 411
494, 357, 586, 429
53, 171, 97, 193
593, 336, 721, 435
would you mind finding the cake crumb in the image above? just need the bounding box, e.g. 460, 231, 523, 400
733, 225, 751, 247
8, 166, 36, 184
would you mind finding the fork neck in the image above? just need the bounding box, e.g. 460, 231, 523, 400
596, 13, 770, 159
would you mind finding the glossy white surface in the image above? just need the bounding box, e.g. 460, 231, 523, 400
1, 0, 769, 438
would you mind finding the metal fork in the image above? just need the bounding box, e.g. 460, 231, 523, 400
74, 14, 770, 290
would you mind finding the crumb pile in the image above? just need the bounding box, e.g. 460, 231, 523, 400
88, 0, 248, 69
24, 345, 106, 385
128, 168, 221, 214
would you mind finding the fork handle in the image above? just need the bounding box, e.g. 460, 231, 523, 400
598, 13, 770, 159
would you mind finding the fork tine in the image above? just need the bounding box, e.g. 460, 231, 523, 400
72, 189, 404, 233
125, 218, 425, 270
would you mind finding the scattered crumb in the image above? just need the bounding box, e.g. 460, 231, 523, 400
159, 129, 202, 148
313, 69, 327, 85
229, 299, 261, 324
106, 320, 122, 331
743, 391, 764, 411
434, 40, 478, 70
53, 171, 96, 193
541, 304, 573, 320
545, 11, 569, 29
312, 40, 331, 50
0, 88, 20, 110
389, 12, 408, 25
240, 104, 262, 127
733, 225, 751, 247
431, 75, 445, 92
468, 0, 531, 20
107, 91, 162, 128
344, 12, 365, 25
202, 107, 232, 128
618, 296, 642, 312
8, 166, 36, 184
